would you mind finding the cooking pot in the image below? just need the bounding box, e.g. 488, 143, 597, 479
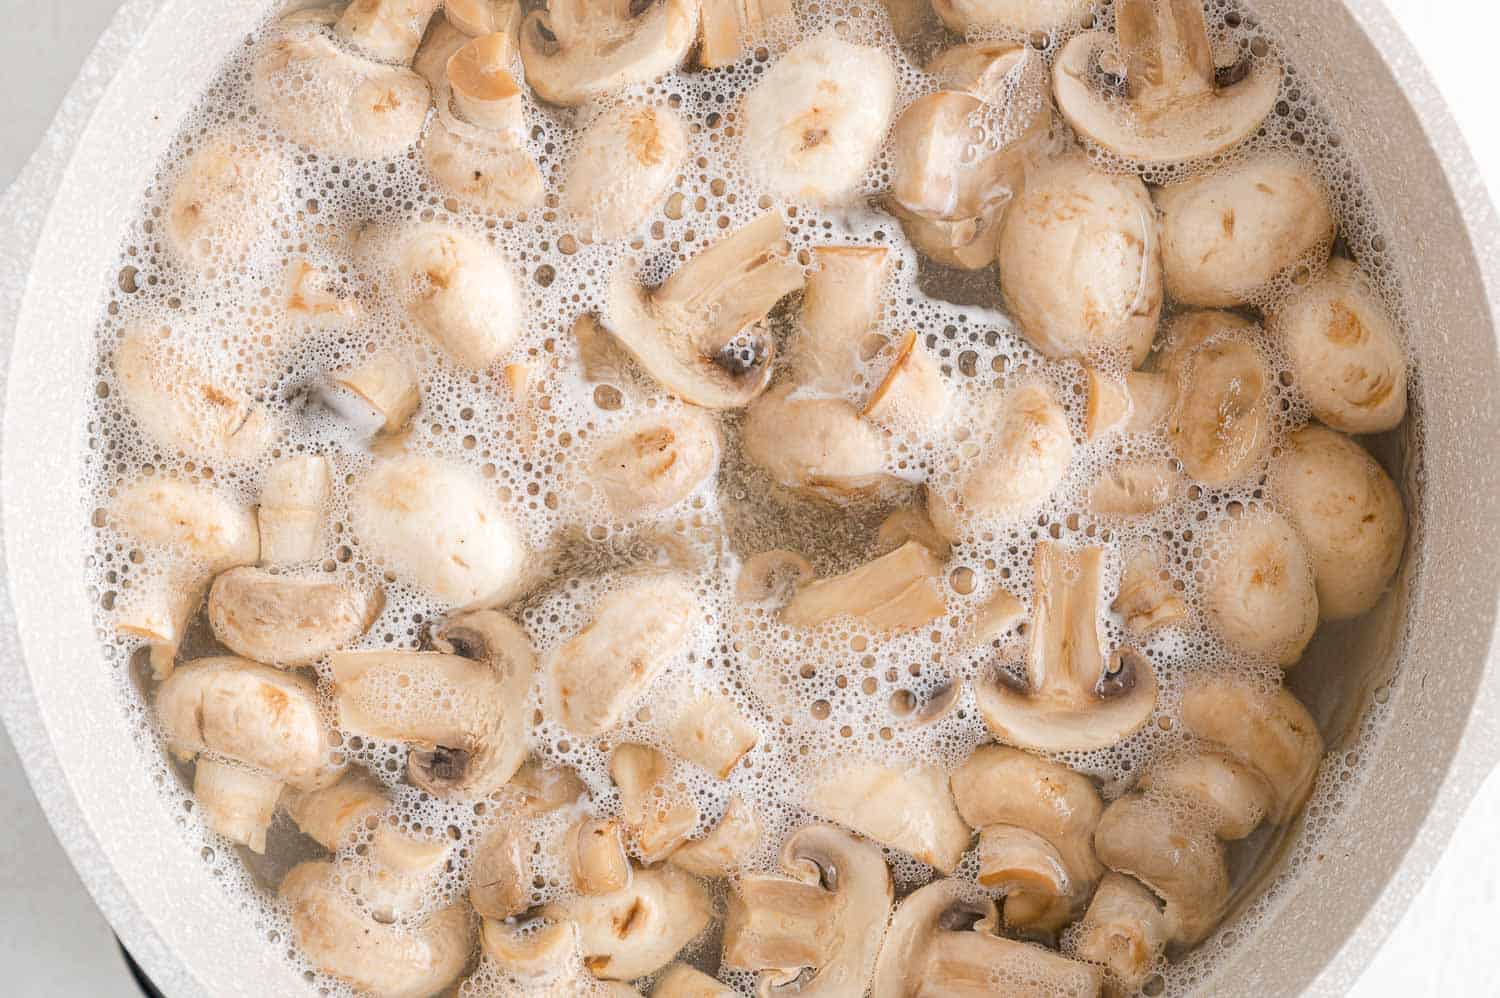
2, 1, 1497, 995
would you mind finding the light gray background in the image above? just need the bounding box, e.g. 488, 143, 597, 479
0, 1, 1495, 995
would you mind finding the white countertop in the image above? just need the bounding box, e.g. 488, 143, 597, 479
1, 1, 1495, 995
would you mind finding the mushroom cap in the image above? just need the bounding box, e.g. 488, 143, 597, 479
164, 130, 284, 272
545, 865, 713, 981
591, 407, 722, 519
743, 384, 896, 505
782, 541, 949, 634
397, 223, 520, 370
998, 156, 1162, 366
1094, 794, 1228, 946
111, 477, 259, 572
335, 0, 442, 65
805, 761, 970, 873
1074, 872, 1168, 991
207, 568, 377, 667
1270, 425, 1405, 620
930, 0, 1093, 34
1088, 458, 1184, 516
519, 0, 699, 106
1206, 510, 1319, 666
469, 822, 531, 919
669, 796, 763, 878
742, 34, 898, 204
1273, 258, 1408, 433
567, 817, 632, 895
1162, 312, 1273, 485
1157, 153, 1335, 307
446, 0, 519, 37
1137, 748, 1273, 840
563, 103, 690, 241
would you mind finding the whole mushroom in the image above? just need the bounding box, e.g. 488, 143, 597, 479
395, 223, 521, 370
1206, 510, 1318, 666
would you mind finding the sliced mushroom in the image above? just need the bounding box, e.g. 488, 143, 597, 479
446, 0, 520, 37
1085, 368, 1177, 440
1157, 153, 1335, 307
1094, 793, 1227, 946
1054, 0, 1281, 166
114, 563, 209, 680
669, 796, 763, 878
330, 351, 421, 435
743, 385, 899, 504
286, 769, 388, 850
864, 332, 950, 431
331, 609, 535, 796
511, 758, 590, 814
792, 246, 890, 388
519, 0, 699, 106
998, 156, 1162, 367
1088, 458, 1183, 516
930, 0, 1094, 35
545, 865, 712, 981
975, 543, 1158, 752
445, 32, 520, 130
1111, 548, 1188, 634
1206, 510, 1318, 666
285, 259, 361, 327
669, 693, 759, 778
735, 549, 816, 606
1138, 748, 1273, 840
156, 657, 343, 851
870, 878, 1103, 998
481, 917, 581, 988
602, 212, 803, 408
1162, 311, 1273, 485
1073, 872, 1168, 992
545, 574, 698, 737
568, 818, 631, 895
741, 33, 898, 204
257, 455, 331, 567
112, 477, 259, 570
591, 407, 721, 519
470, 822, 531, 919
397, 223, 520, 370
165, 130, 284, 272
1179, 676, 1324, 823
1273, 258, 1407, 433
806, 761, 970, 873
335, 0, 442, 64
207, 567, 379, 666
1270, 425, 1405, 621
351, 455, 528, 608
929, 383, 1074, 540
564, 103, 690, 241
968, 586, 1026, 646
724, 824, 892, 994
783, 541, 948, 633
877, 506, 953, 560
348, 822, 453, 923
698, 0, 792, 67
654, 963, 736, 997
611, 743, 700, 862
281, 860, 471, 998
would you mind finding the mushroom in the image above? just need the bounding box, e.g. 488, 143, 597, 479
928, 383, 1074, 541
870, 878, 1103, 998
998, 155, 1162, 367
1269, 425, 1406, 621
1092, 793, 1227, 946
519, 0, 699, 106
669, 796, 763, 877
164, 130, 284, 272
284, 259, 361, 327
1156, 152, 1335, 307
331, 609, 535, 797
113, 322, 276, 462
741, 33, 898, 204
469, 822, 532, 920
950, 745, 1104, 933
285, 769, 387, 850
257, 455, 331, 566
251, 10, 431, 160
511, 757, 590, 813
1111, 548, 1188, 634
480, 917, 581, 989
567, 818, 631, 895
791, 245, 890, 389
1137, 748, 1273, 840
590, 407, 722, 519
396, 223, 520, 370
610, 743, 700, 862
545, 574, 698, 737
207, 567, 379, 667
446, 0, 520, 37
114, 564, 209, 680
930, 0, 1094, 35
782, 541, 948, 633
805, 761, 970, 873
654, 963, 736, 997
350, 455, 528, 608
723, 823, 892, 994
1073, 872, 1168, 992
669, 693, 760, 778
1205, 510, 1318, 666
742, 384, 899, 504
735, 549, 816, 606
346, 823, 453, 923
156, 657, 343, 851
281, 860, 471, 998
563, 103, 690, 242
1088, 458, 1183, 516
544, 865, 712, 980
1053, 0, 1282, 166
863, 332, 951, 432
974, 542, 1158, 752
698, 0, 792, 67
328, 351, 421, 436
1084, 368, 1176, 440
1272, 258, 1408, 433
877, 506, 953, 560
111, 476, 259, 570
335, 0, 442, 64
601, 212, 803, 408
1160, 311, 1273, 485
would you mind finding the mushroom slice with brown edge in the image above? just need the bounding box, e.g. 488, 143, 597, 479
611, 743, 700, 862
724, 823, 892, 994
545, 574, 698, 737
654, 963, 736, 997
669, 693, 759, 778
791, 245, 890, 389
1162, 312, 1273, 485
591, 407, 722, 519
258, 455, 331, 567
156, 657, 344, 852
396, 223, 521, 370
567, 817, 631, 895
285, 259, 360, 328
286, 769, 387, 850
281, 860, 471, 998
1088, 458, 1184, 516
602, 212, 803, 408
545, 864, 712, 981
470, 822, 531, 919
1085, 368, 1177, 440
1180, 675, 1324, 823
1073, 872, 1168, 993
870, 878, 1103, 998
1272, 258, 1408, 434
782, 541, 948, 633
164, 130, 284, 273
1157, 152, 1335, 308
112, 477, 260, 571
328, 351, 421, 436
974, 543, 1158, 752
563, 103, 690, 242
1112, 548, 1188, 634
877, 506, 952, 560
207, 567, 380, 667
930, 0, 1094, 35
698, 0, 792, 68
1205, 510, 1318, 666
998, 155, 1162, 367
950, 745, 1104, 934
520, 0, 699, 107
1269, 424, 1406, 621
331, 609, 535, 797
1054, 0, 1281, 167
864, 332, 950, 431
805, 761, 970, 874
742, 384, 900, 505
446, 0, 519, 37
114, 564, 209, 680
1137, 748, 1273, 840
481, 917, 582, 990
669, 796, 763, 878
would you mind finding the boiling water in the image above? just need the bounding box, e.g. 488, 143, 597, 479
79, 0, 1420, 994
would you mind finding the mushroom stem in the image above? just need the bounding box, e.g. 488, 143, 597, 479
193, 760, 283, 854
698, 0, 792, 67
114, 564, 209, 680
336, 0, 442, 64
1073, 872, 1168, 993
782, 541, 948, 632
794, 245, 889, 388
1115, 0, 1215, 103
258, 455, 331, 566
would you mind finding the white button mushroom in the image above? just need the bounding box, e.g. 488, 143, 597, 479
445, 0, 519, 37
668, 693, 760, 779
1272, 257, 1408, 434
610, 743, 701, 863
284, 259, 361, 328
563, 103, 690, 242
741, 33, 897, 204
519, 0, 699, 106
590, 407, 722, 519
742, 384, 898, 505
863, 331, 951, 432
544, 865, 713, 981
257, 455, 331, 567
792, 245, 890, 389
328, 351, 421, 436
1111, 547, 1188, 634
1270, 425, 1406, 621
1074, 873, 1168, 992
1156, 152, 1335, 307
335, 0, 443, 64
566, 817, 631, 895
1160, 311, 1273, 485
111, 476, 260, 571
805, 761, 971, 874
396, 223, 520, 370
668, 796, 763, 878
782, 541, 949, 633
1084, 367, 1177, 440
164, 130, 284, 273
351, 455, 528, 608
1088, 458, 1184, 516
285, 769, 387, 851
998, 156, 1162, 367
207, 567, 380, 667
1137, 748, 1273, 841
113, 563, 209, 680
470, 822, 531, 919
930, 0, 1094, 35
1206, 510, 1318, 666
